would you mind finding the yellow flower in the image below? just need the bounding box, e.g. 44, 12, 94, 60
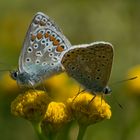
67, 92, 111, 125
11, 90, 51, 122
0, 72, 19, 94
41, 102, 72, 135
126, 65, 140, 95
44, 72, 80, 101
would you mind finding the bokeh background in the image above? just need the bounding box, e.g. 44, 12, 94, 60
0, 0, 140, 140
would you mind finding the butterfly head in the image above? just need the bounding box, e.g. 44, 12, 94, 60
10, 70, 37, 87
10, 70, 19, 80
103, 86, 112, 95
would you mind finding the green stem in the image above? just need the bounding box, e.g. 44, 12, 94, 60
32, 122, 48, 140
77, 124, 87, 140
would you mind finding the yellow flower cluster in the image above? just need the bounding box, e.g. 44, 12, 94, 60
11, 90, 51, 122
67, 92, 111, 125
41, 102, 72, 135
11, 89, 111, 135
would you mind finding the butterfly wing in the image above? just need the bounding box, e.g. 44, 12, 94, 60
19, 12, 71, 79
61, 42, 114, 93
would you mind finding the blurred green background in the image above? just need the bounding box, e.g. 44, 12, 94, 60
0, 0, 140, 140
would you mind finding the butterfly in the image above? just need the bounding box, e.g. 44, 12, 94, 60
10, 12, 71, 87
61, 41, 114, 95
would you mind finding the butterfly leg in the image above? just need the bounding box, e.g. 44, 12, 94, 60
72, 86, 86, 102
72, 86, 81, 102
17, 81, 27, 93
28, 80, 39, 93
101, 94, 104, 105
88, 94, 96, 105
40, 77, 47, 92
111, 94, 124, 109
102, 93, 123, 109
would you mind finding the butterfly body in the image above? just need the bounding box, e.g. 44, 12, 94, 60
11, 12, 71, 87
61, 42, 114, 95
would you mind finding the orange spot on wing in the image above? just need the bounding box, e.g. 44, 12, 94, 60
56, 45, 64, 52
53, 39, 59, 46
37, 33, 43, 39
44, 33, 49, 38
31, 34, 36, 41
49, 35, 55, 41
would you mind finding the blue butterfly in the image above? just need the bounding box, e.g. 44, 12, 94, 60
10, 12, 71, 87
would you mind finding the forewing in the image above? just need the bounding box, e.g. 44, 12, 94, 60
19, 12, 71, 78
61, 42, 113, 92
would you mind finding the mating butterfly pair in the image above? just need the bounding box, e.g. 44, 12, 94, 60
10, 12, 114, 95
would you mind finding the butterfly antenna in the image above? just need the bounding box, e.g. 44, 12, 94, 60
108, 76, 137, 109
0, 69, 12, 72
111, 76, 138, 86
0, 61, 15, 70
111, 93, 124, 109
0, 62, 14, 72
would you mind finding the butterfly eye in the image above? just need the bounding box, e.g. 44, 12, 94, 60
104, 87, 112, 94
10, 71, 18, 80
